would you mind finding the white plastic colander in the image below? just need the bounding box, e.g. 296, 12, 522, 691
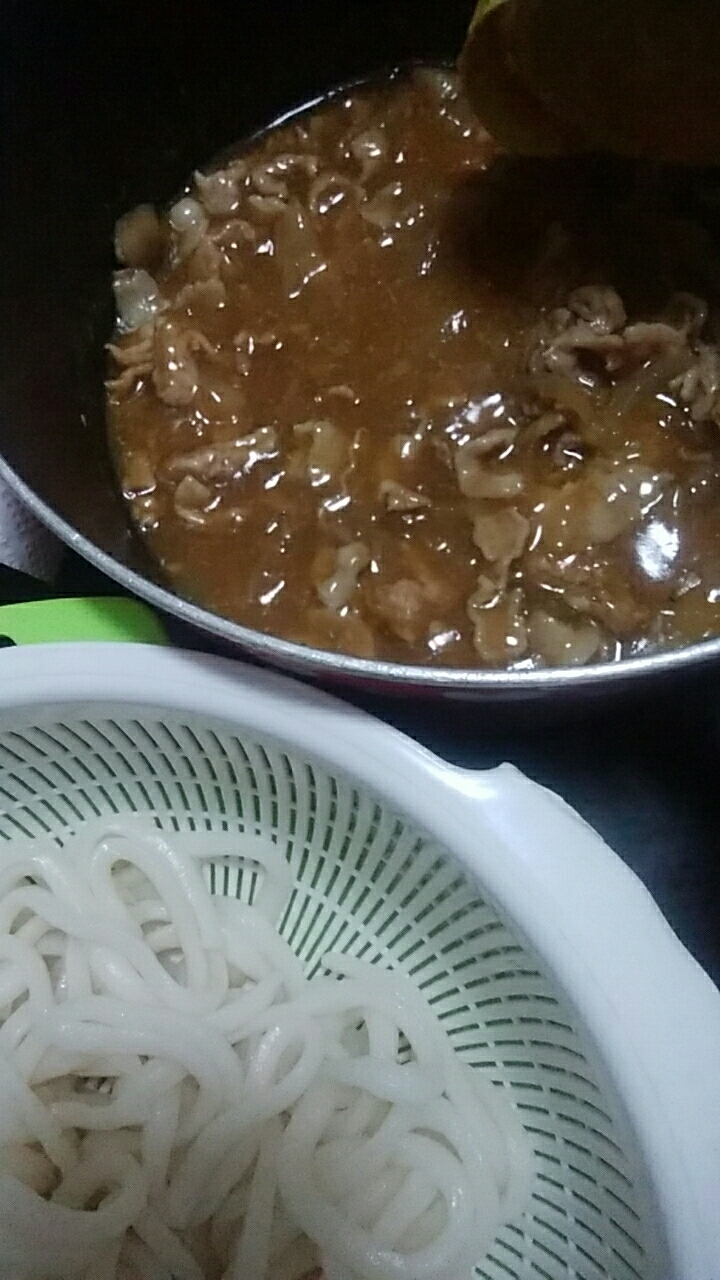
0, 643, 717, 1280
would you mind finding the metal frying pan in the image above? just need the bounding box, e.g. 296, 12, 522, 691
2, 0, 719, 699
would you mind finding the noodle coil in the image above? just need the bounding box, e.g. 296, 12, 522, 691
0, 818, 530, 1279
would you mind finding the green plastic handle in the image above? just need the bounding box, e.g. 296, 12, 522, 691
0, 598, 168, 647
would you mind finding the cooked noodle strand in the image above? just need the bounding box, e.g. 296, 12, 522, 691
0, 818, 529, 1279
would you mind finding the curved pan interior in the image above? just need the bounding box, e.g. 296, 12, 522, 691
2, 0, 720, 699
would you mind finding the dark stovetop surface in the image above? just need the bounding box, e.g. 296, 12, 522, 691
57, 551, 720, 991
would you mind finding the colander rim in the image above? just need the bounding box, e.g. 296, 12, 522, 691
0, 641, 716, 1280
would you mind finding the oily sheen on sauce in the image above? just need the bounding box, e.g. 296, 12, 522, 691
107, 69, 720, 669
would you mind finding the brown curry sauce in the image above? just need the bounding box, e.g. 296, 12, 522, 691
107, 70, 720, 668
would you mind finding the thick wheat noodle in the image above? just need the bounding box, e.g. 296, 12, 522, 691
0, 818, 529, 1279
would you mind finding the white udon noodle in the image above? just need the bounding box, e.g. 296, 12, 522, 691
0, 818, 531, 1280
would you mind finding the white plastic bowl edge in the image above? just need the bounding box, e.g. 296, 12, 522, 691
0, 643, 717, 1280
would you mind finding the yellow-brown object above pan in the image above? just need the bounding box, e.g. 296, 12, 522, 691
459, 0, 720, 165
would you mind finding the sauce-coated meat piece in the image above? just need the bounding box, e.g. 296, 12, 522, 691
108, 71, 720, 668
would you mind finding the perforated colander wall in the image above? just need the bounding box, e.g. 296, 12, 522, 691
0, 707, 666, 1280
